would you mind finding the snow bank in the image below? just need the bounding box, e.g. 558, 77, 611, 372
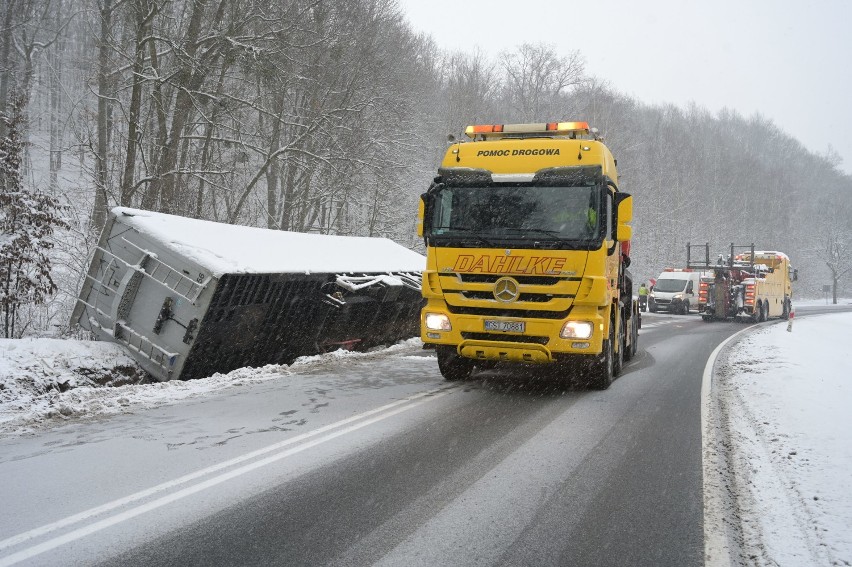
717, 313, 852, 565
0, 338, 146, 431
0, 337, 422, 437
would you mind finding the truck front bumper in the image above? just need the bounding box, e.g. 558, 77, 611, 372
421, 302, 606, 363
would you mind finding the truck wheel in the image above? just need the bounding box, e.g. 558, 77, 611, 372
631, 314, 638, 357
760, 301, 768, 322
624, 313, 638, 361
589, 324, 615, 390
781, 298, 790, 320
613, 317, 624, 377
436, 346, 474, 381
755, 301, 764, 322
682, 300, 690, 315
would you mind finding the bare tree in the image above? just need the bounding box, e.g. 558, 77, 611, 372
500, 43, 585, 121
0, 0, 21, 138
813, 194, 852, 304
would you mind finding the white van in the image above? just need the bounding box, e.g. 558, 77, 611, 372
649, 269, 704, 314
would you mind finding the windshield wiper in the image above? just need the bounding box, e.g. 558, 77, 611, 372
431, 226, 497, 247
503, 227, 574, 240
502, 228, 561, 237
500, 227, 578, 248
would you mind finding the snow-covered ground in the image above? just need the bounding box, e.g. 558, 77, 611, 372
0, 338, 148, 433
2, 303, 851, 565
706, 301, 852, 566
0, 338, 422, 437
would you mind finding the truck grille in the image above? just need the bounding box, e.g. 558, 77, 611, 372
457, 274, 567, 286
461, 332, 550, 345
440, 272, 579, 318
447, 305, 570, 319
460, 291, 573, 302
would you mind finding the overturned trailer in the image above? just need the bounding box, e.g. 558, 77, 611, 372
72, 208, 425, 381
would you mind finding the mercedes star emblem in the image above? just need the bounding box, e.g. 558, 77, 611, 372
493, 277, 520, 303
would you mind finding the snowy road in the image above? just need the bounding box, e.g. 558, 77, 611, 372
0, 309, 837, 566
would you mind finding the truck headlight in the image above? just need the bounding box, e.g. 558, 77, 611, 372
673, 293, 684, 300
424, 312, 451, 331
560, 321, 593, 339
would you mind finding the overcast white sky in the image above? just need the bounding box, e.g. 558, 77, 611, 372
397, 0, 852, 175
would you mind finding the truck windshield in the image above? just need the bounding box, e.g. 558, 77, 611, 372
429, 184, 601, 246
654, 279, 687, 293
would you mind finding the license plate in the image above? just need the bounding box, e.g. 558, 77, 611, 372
484, 320, 525, 333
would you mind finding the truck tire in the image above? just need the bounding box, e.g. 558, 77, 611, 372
613, 317, 624, 377
436, 346, 474, 381
624, 311, 638, 361
589, 323, 615, 390
631, 314, 638, 358
682, 300, 690, 315
781, 297, 791, 320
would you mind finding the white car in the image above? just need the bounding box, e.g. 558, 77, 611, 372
649, 270, 703, 314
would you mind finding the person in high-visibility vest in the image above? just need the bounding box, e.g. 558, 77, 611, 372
638, 282, 649, 312
550, 206, 598, 237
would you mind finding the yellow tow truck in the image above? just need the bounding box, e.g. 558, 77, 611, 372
692, 244, 796, 322
417, 121, 638, 389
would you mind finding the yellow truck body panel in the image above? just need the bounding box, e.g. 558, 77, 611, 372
418, 122, 636, 383
744, 251, 795, 318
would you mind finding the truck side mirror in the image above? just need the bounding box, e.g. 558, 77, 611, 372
417, 194, 426, 237
686, 282, 693, 294
614, 193, 633, 242
793, 269, 798, 282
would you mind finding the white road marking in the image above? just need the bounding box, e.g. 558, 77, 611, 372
0, 385, 455, 566
701, 325, 755, 567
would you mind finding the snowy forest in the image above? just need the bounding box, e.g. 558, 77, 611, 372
1, 0, 851, 338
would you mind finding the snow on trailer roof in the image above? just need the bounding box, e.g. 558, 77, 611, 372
112, 207, 425, 276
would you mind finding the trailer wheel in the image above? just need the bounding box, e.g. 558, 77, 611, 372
436, 346, 474, 381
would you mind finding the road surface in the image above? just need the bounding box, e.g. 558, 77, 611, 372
0, 307, 838, 566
